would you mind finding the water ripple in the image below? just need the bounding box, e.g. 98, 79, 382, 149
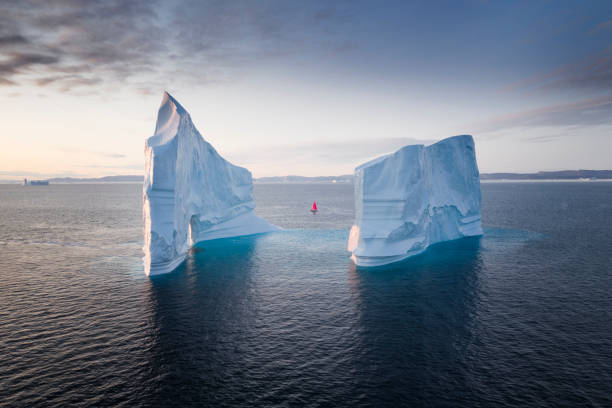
0, 183, 611, 406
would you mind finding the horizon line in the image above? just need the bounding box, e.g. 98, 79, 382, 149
3, 168, 612, 182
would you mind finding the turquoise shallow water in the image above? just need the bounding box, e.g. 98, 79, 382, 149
0, 182, 611, 407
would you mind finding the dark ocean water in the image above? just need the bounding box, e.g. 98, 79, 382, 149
0, 182, 611, 407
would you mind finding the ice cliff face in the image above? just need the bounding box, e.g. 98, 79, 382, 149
143, 92, 279, 275
347, 135, 483, 267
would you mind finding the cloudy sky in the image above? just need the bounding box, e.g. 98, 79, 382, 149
1, 0, 612, 179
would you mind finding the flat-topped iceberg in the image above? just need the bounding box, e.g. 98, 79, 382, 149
347, 135, 483, 267
143, 92, 279, 275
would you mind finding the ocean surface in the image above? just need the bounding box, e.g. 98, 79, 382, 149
0, 182, 611, 407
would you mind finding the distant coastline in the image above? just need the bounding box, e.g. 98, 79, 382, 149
2, 170, 611, 184
479, 170, 612, 180
256, 170, 612, 183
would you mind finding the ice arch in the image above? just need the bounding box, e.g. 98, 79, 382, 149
143, 92, 279, 275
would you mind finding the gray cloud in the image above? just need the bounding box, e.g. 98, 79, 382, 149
0, 0, 169, 90
0, 0, 355, 91
0, 35, 29, 46
525, 134, 568, 143
472, 94, 612, 135
0, 51, 59, 85
104, 153, 127, 159
0, 52, 60, 75
589, 19, 612, 35
500, 47, 612, 94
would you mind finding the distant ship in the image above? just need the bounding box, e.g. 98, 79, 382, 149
23, 178, 49, 186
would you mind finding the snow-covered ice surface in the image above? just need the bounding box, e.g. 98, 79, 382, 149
347, 135, 483, 267
143, 92, 279, 275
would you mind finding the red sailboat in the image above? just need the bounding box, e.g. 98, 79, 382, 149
310, 201, 318, 213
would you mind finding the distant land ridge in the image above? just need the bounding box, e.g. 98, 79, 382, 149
46, 175, 144, 183
3, 170, 611, 184
479, 170, 612, 180
255, 175, 354, 183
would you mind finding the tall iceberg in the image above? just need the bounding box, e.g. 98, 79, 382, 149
347, 135, 483, 267
143, 92, 279, 275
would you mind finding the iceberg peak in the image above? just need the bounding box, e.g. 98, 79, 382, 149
160, 91, 186, 113
149, 91, 188, 147
143, 92, 279, 275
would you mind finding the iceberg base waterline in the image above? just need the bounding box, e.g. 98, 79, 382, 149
145, 253, 187, 276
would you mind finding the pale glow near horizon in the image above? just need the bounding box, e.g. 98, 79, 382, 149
1, 1, 612, 180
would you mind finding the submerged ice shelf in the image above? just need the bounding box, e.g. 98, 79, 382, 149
143, 92, 279, 275
347, 135, 483, 267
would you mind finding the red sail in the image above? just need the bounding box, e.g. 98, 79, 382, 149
312, 201, 318, 211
